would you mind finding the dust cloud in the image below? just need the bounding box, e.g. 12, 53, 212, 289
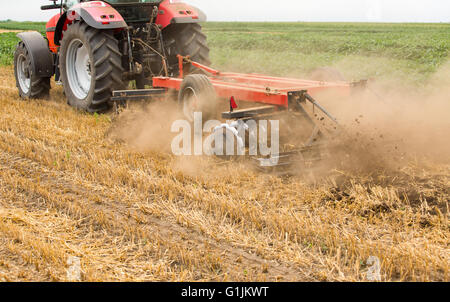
105, 96, 238, 178
106, 60, 450, 180
319, 60, 450, 175
106, 99, 183, 153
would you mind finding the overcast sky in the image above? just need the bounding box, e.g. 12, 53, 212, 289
1, 0, 449, 22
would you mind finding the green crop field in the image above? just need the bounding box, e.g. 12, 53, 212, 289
0, 20, 46, 32
203, 22, 450, 85
0, 21, 45, 66
1, 21, 449, 84
0, 33, 19, 66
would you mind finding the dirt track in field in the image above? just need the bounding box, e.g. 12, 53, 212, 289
0, 65, 448, 281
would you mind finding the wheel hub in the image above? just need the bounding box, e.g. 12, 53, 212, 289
16, 54, 31, 94
66, 39, 92, 100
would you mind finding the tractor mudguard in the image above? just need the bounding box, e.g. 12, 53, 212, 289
156, 0, 207, 29
67, 2, 127, 30
54, 13, 68, 47
54, 2, 127, 46
16, 32, 54, 78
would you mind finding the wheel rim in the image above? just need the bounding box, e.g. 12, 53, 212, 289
16, 54, 31, 94
66, 39, 91, 100
182, 87, 199, 122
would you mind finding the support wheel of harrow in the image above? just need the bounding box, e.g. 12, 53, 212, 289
60, 21, 124, 113
14, 42, 50, 99
178, 74, 217, 122
163, 23, 211, 76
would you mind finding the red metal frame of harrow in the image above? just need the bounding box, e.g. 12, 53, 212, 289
152, 55, 352, 108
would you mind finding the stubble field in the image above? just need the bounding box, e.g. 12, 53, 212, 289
0, 21, 448, 281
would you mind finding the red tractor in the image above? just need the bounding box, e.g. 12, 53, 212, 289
14, 0, 210, 112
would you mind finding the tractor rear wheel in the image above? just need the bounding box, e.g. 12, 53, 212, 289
163, 23, 211, 76
60, 21, 124, 113
14, 41, 50, 99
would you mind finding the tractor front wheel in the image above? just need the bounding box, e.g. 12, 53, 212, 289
60, 21, 124, 113
14, 41, 50, 99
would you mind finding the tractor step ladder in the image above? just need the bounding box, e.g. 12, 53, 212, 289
111, 88, 167, 102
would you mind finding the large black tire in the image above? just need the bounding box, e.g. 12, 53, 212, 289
178, 74, 217, 122
163, 23, 211, 77
60, 21, 124, 113
14, 41, 50, 99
